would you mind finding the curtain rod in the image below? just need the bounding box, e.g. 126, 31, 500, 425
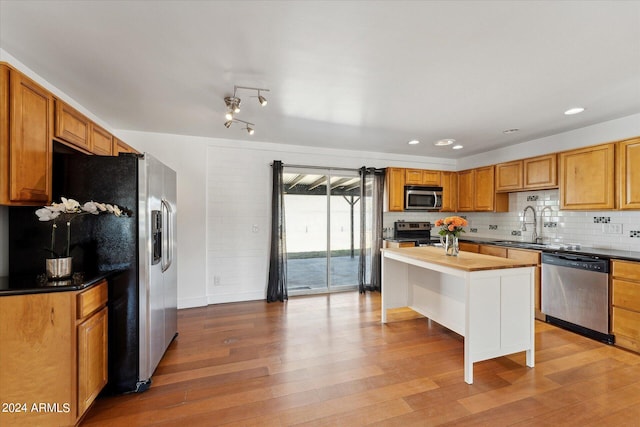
273, 163, 362, 173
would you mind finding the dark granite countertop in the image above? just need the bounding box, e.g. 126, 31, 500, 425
0, 271, 118, 296
459, 236, 640, 262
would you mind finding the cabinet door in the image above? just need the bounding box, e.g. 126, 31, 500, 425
458, 242, 479, 253
386, 167, 405, 211
421, 170, 441, 186
474, 166, 496, 211
618, 137, 640, 210
113, 137, 137, 155
3, 68, 52, 204
457, 170, 474, 211
77, 306, 108, 416
508, 249, 542, 317
440, 171, 457, 212
560, 143, 615, 210
524, 154, 557, 189
91, 123, 113, 155
496, 160, 523, 192
479, 244, 507, 258
55, 99, 91, 150
405, 168, 423, 185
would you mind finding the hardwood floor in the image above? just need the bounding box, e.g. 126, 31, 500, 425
82, 292, 640, 426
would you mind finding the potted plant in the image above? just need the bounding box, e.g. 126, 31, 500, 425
36, 197, 127, 279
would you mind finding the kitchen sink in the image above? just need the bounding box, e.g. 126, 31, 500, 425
492, 241, 550, 250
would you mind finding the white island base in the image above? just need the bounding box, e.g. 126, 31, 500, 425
381, 246, 536, 384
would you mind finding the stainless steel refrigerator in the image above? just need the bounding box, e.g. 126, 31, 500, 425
53, 151, 178, 393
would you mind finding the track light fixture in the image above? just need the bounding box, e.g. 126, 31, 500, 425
223, 85, 270, 134
223, 118, 255, 135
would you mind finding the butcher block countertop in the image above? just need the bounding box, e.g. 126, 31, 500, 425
382, 246, 537, 272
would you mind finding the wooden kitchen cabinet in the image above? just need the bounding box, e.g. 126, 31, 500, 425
386, 167, 405, 211
618, 136, 640, 210
523, 153, 557, 190
440, 171, 457, 212
560, 143, 615, 210
495, 160, 523, 192
507, 248, 543, 320
405, 168, 441, 186
612, 260, 640, 353
90, 123, 113, 155
0, 64, 53, 205
0, 280, 108, 426
55, 99, 91, 152
457, 170, 474, 211
458, 242, 479, 253
113, 137, 138, 155
479, 244, 507, 258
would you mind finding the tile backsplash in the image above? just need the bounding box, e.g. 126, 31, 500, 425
384, 189, 640, 252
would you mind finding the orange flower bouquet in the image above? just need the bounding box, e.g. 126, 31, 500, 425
435, 216, 468, 238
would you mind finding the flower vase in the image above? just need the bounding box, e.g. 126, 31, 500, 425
46, 257, 73, 280
441, 234, 459, 256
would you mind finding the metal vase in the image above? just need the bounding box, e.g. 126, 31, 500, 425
441, 234, 459, 256
46, 257, 73, 279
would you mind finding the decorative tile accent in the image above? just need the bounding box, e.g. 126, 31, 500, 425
630, 230, 640, 238
469, 228, 478, 233
594, 217, 611, 223
527, 195, 539, 201
543, 222, 558, 228
489, 225, 498, 230
511, 230, 522, 236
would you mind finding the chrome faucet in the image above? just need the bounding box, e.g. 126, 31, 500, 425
521, 205, 540, 243
539, 206, 554, 243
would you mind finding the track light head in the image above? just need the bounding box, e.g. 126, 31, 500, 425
224, 120, 233, 128
224, 111, 234, 121
246, 125, 255, 135
224, 96, 241, 114
258, 94, 267, 106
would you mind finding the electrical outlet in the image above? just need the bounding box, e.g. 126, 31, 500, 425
214, 275, 221, 286
252, 224, 259, 233
602, 223, 622, 234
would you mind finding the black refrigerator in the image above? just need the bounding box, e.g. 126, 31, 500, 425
10, 152, 178, 394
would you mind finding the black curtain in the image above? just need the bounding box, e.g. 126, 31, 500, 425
267, 160, 288, 302
358, 167, 385, 293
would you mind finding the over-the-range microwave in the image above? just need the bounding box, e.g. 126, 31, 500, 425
404, 185, 443, 211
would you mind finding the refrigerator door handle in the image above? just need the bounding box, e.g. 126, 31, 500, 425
161, 199, 173, 272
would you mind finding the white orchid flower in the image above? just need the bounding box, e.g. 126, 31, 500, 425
81, 201, 100, 215
112, 205, 122, 217
94, 202, 107, 212
61, 197, 81, 213
36, 208, 60, 221
46, 202, 66, 213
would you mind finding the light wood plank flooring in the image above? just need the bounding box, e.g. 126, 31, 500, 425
82, 292, 640, 426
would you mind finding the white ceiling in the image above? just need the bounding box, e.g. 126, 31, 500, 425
1, 0, 639, 158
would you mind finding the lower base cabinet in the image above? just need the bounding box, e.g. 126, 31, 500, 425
0, 280, 108, 426
612, 260, 640, 353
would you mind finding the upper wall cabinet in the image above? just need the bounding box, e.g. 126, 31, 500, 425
405, 168, 441, 186
0, 64, 53, 205
90, 123, 113, 155
385, 167, 405, 211
55, 99, 91, 152
618, 137, 640, 210
560, 143, 615, 210
496, 154, 557, 192
523, 154, 557, 190
457, 166, 508, 212
113, 138, 138, 155
440, 171, 457, 212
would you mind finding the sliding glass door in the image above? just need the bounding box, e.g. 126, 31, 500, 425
284, 167, 360, 295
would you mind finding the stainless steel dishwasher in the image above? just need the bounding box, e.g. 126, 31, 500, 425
541, 252, 614, 344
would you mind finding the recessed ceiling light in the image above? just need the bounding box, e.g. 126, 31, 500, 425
564, 107, 585, 115
503, 128, 519, 134
435, 139, 455, 146
452, 144, 464, 150
408, 139, 420, 145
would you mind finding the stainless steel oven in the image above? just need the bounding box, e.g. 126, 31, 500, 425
404, 186, 442, 211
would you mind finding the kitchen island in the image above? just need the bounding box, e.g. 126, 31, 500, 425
382, 246, 536, 384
